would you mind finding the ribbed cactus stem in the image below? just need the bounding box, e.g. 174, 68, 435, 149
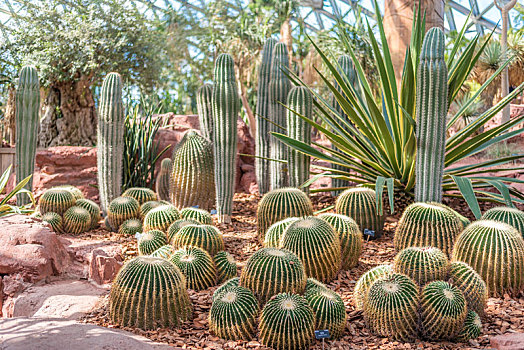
156, 158, 172, 201
212, 54, 240, 223
256, 38, 277, 195
269, 42, 292, 190
97, 72, 124, 213
287, 86, 312, 192
15, 66, 40, 206
197, 84, 214, 142
414, 28, 448, 203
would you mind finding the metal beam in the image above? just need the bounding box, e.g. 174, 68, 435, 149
447, 0, 499, 33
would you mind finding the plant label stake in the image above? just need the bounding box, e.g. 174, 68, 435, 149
364, 229, 375, 241
315, 329, 330, 350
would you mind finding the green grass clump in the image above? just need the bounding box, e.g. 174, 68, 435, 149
63, 206, 92, 234
449, 261, 488, 316
107, 196, 140, 230
393, 247, 450, 286
335, 187, 384, 238
122, 187, 157, 205
305, 287, 347, 339
354, 264, 393, 310
75, 199, 101, 229
214, 251, 237, 284
180, 207, 212, 224
138, 230, 167, 255
143, 204, 180, 232
118, 218, 143, 236
171, 224, 224, 256
39, 188, 76, 216
169, 246, 217, 291
263, 217, 299, 248
319, 213, 363, 269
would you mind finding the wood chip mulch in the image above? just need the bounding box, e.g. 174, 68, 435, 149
81, 192, 524, 349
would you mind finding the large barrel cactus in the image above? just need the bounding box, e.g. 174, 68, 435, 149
169, 246, 217, 291
63, 206, 92, 235
15, 66, 40, 206
319, 213, 363, 269
138, 229, 167, 256
118, 218, 143, 236
170, 130, 215, 211
212, 54, 240, 223
263, 217, 299, 248
180, 207, 212, 224
39, 188, 76, 216
97, 72, 124, 213
122, 187, 157, 206
353, 264, 393, 310
143, 204, 180, 232
269, 42, 292, 190
455, 310, 482, 342
414, 27, 448, 203
75, 199, 100, 229
304, 287, 347, 339
107, 196, 140, 231
155, 158, 172, 201
213, 277, 240, 302
109, 256, 192, 330
171, 224, 224, 257
196, 83, 214, 142
255, 38, 277, 195
482, 206, 524, 238
214, 251, 237, 284
393, 246, 450, 286
42, 212, 63, 233
449, 261, 488, 316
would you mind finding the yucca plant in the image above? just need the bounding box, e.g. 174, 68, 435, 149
0, 165, 34, 216
271, 4, 524, 217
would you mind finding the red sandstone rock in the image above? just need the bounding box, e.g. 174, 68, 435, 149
88, 248, 123, 285
490, 333, 524, 350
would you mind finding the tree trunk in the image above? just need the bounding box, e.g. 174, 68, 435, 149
280, 17, 293, 62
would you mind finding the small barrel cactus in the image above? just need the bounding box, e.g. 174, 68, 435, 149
118, 218, 143, 236
305, 277, 329, 294
263, 217, 299, 248
138, 230, 167, 256
209, 286, 259, 340
393, 247, 450, 286
180, 207, 212, 224
196, 83, 214, 142
452, 220, 524, 296
482, 206, 524, 238
455, 310, 482, 342
123, 187, 157, 206
156, 158, 172, 201
394, 202, 463, 256
240, 247, 306, 304
213, 277, 240, 302
171, 224, 224, 257
109, 256, 192, 329
420, 281, 467, 341
259, 293, 315, 350
75, 199, 100, 229
150, 245, 175, 259
319, 213, 363, 269
107, 196, 140, 231
63, 206, 92, 234
143, 205, 180, 232
42, 212, 63, 233
39, 189, 76, 216
363, 273, 419, 341
305, 287, 347, 339
280, 216, 341, 282
448, 261, 488, 316
140, 200, 167, 218
214, 251, 237, 284
354, 264, 394, 310
52, 185, 84, 200
167, 219, 200, 243
335, 187, 384, 239
169, 246, 217, 291
257, 187, 313, 242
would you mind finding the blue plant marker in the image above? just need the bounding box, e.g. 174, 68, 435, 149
210, 209, 217, 215
315, 329, 330, 339
191, 205, 200, 208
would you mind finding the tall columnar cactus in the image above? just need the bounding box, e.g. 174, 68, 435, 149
156, 158, 172, 201
414, 28, 448, 203
482, 206, 524, 238
15, 66, 40, 206
196, 83, 214, 142
286, 86, 312, 192
170, 130, 215, 210
335, 187, 384, 238
269, 42, 292, 190
354, 264, 393, 311
255, 38, 277, 195
212, 54, 240, 223
319, 213, 363, 269
448, 261, 488, 316
97, 72, 124, 213
393, 247, 450, 286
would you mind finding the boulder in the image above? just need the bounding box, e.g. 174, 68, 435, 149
88, 248, 123, 285
490, 333, 524, 350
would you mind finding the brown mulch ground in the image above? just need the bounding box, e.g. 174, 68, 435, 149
81, 193, 524, 349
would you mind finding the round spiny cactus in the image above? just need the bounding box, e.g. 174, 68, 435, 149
209, 286, 259, 340
305, 277, 329, 294
42, 212, 63, 233
118, 218, 143, 236
75, 199, 101, 229
449, 261, 488, 316
214, 251, 237, 284
213, 277, 240, 301
280, 216, 341, 282
335, 187, 384, 239
180, 207, 212, 224
257, 187, 314, 242
393, 246, 450, 286
305, 288, 347, 339
482, 206, 524, 238
138, 230, 167, 256
140, 200, 167, 218
63, 206, 92, 234
394, 202, 463, 256
39, 189, 76, 216
107, 196, 140, 231
122, 187, 157, 205
263, 217, 299, 248
455, 310, 482, 342
240, 248, 306, 304
259, 293, 315, 350
420, 281, 467, 341
363, 273, 419, 341
143, 205, 181, 232
319, 213, 363, 269
169, 246, 217, 291
150, 245, 174, 259
52, 185, 84, 200
354, 264, 394, 310
109, 256, 192, 330
452, 220, 524, 296
167, 219, 200, 244
171, 224, 224, 257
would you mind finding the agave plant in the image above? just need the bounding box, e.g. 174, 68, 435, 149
0, 165, 34, 216
272, 3, 524, 218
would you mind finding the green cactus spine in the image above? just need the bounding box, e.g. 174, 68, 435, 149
239, 247, 306, 304
15, 66, 39, 206
263, 217, 299, 248
167, 218, 199, 244
213, 277, 240, 301
305, 288, 347, 339
269, 42, 292, 190
143, 204, 180, 232
449, 261, 488, 316
319, 213, 363, 269
42, 212, 63, 234
212, 53, 240, 223
63, 206, 92, 234
214, 251, 237, 284
482, 206, 524, 238
52, 185, 84, 200
335, 187, 384, 238
170, 130, 215, 211
256, 38, 277, 195
451, 220, 524, 296
414, 28, 448, 203
171, 224, 224, 257
138, 229, 167, 256
180, 207, 212, 224
259, 293, 315, 350
354, 264, 393, 310
122, 187, 157, 206
420, 281, 467, 341
75, 199, 100, 229
39, 189, 76, 216
169, 246, 217, 291
107, 196, 140, 231
455, 310, 482, 342
287, 86, 312, 192
155, 158, 172, 201
109, 256, 192, 330
118, 218, 143, 236
97, 72, 124, 213
196, 83, 214, 142
393, 246, 450, 286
